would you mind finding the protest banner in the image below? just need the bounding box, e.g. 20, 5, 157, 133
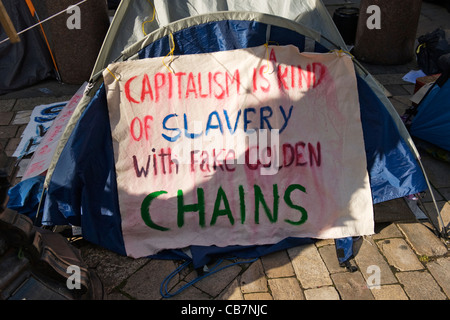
13, 101, 67, 159
22, 83, 87, 180
103, 45, 374, 258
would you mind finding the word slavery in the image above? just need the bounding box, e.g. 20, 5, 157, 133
130, 105, 295, 143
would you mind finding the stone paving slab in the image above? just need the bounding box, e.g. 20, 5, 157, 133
318, 244, 343, 274
422, 201, 450, 232
268, 278, 304, 300
0, 80, 80, 101
372, 222, 404, 239
397, 222, 448, 257
397, 271, 447, 300
371, 284, 409, 300
0, 126, 18, 140
217, 279, 244, 300
190, 261, 242, 297
354, 237, 397, 285
261, 251, 295, 278
168, 280, 213, 300
427, 257, 450, 298
420, 153, 450, 189
331, 271, 374, 300
288, 244, 333, 289
243, 292, 273, 300
376, 238, 424, 272
0, 113, 13, 126
80, 244, 148, 294
303, 286, 340, 300
122, 259, 179, 300
239, 259, 268, 294
0, 99, 16, 112
11, 96, 74, 112
373, 198, 418, 223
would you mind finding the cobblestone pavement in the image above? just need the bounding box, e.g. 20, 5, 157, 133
1, 1, 450, 301
80, 213, 450, 300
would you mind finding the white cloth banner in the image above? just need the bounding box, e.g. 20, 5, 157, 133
104, 45, 374, 258
13, 102, 67, 159
22, 83, 87, 180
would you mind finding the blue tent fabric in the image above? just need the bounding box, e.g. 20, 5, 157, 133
138, 20, 305, 59
334, 237, 354, 263
41, 85, 127, 256
187, 237, 316, 269
8, 19, 427, 265
357, 76, 428, 203
410, 79, 450, 152
7, 175, 45, 220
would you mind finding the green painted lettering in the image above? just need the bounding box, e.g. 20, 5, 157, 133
177, 188, 206, 228
210, 187, 234, 226
141, 191, 170, 231
239, 185, 246, 224
284, 184, 308, 225
254, 184, 279, 224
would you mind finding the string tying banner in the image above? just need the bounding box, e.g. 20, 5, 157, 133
331, 49, 354, 59
106, 67, 120, 82
141, 0, 156, 36
163, 33, 175, 73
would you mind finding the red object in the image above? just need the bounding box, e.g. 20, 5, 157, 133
414, 74, 441, 93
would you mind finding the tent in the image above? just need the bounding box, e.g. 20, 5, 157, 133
0, 0, 111, 92
0, 0, 55, 94
7, 0, 444, 272
410, 53, 450, 152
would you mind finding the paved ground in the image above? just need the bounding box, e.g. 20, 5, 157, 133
1, 1, 450, 301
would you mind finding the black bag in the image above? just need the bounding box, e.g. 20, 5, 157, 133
1, 152, 103, 300
416, 28, 450, 75
0, 207, 104, 300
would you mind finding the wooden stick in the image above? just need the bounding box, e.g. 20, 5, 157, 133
0, 0, 20, 43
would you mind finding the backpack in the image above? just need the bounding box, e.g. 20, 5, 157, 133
416, 28, 450, 75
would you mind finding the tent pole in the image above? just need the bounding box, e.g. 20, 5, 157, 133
24, 0, 62, 82
416, 157, 448, 239
0, 0, 20, 43
34, 185, 47, 226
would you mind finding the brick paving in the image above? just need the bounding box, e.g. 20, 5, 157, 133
81, 219, 450, 300
1, 1, 450, 301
